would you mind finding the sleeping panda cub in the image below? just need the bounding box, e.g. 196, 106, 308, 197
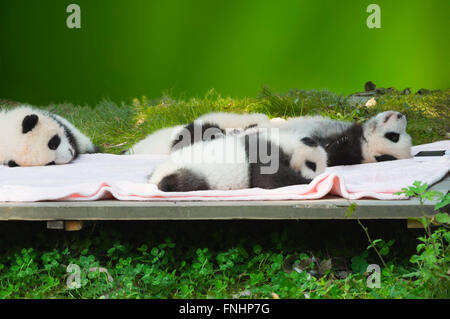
0, 106, 98, 167
258, 111, 412, 166
124, 112, 270, 155
148, 130, 328, 192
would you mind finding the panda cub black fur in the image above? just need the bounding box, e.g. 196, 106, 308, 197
148, 130, 328, 192
0, 106, 98, 167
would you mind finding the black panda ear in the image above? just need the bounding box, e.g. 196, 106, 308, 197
22, 114, 39, 133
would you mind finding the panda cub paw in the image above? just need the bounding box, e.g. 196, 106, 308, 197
289, 137, 328, 180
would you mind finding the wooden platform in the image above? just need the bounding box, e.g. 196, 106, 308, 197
0, 176, 448, 223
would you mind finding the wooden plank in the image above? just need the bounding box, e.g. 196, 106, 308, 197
64, 221, 84, 231
46, 220, 64, 229
0, 176, 447, 221
0, 196, 438, 221
407, 219, 425, 229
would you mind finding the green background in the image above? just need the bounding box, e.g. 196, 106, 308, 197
0, 0, 448, 105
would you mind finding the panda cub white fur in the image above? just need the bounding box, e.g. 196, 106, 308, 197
148, 129, 328, 192
0, 106, 98, 167
257, 110, 412, 166
124, 112, 271, 155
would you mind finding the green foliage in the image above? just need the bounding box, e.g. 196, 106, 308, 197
396, 182, 450, 298
345, 181, 449, 298
368, 239, 395, 257
346, 202, 357, 218
351, 252, 369, 274
0, 212, 448, 299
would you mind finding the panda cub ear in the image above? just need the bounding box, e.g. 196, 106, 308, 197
22, 114, 39, 134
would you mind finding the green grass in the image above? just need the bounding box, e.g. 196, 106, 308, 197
2, 87, 448, 153
0, 87, 449, 299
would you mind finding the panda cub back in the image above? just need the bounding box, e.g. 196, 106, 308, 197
0, 106, 98, 167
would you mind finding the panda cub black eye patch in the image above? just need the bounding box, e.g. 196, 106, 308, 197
384, 132, 400, 143
305, 160, 316, 172
301, 137, 318, 147
48, 135, 61, 150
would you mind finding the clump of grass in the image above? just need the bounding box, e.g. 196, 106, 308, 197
2, 87, 448, 153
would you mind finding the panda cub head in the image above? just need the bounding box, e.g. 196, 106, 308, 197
362, 111, 412, 163
0, 107, 95, 167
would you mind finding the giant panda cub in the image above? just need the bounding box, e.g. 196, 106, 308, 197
257, 110, 412, 166
0, 106, 98, 167
124, 112, 271, 155
148, 110, 412, 192
148, 129, 328, 192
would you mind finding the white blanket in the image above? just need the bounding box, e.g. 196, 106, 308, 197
0, 141, 448, 202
